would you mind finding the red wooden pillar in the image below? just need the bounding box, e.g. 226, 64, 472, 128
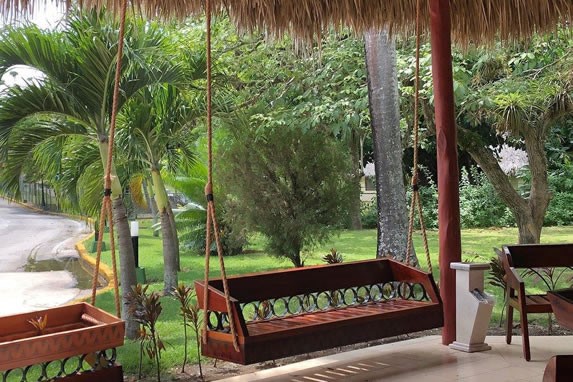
429, 0, 462, 345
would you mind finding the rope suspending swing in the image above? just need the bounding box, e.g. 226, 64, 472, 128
201, 0, 240, 353
90, 0, 129, 318
405, 0, 433, 274
196, 0, 440, 364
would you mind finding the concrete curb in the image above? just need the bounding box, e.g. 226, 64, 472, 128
72, 233, 116, 304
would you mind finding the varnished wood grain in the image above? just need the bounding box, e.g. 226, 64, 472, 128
547, 289, 573, 330
543, 355, 573, 382
498, 243, 573, 361
0, 303, 124, 371
196, 258, 443, 364
503, 244, 573, 268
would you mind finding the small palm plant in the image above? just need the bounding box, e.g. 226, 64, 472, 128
488, 254, 507, 326
323, 248, 343, 307
127, 284, 165, 382
173, 283, 204, 380
28, 315, 48, 336
323, 248, 344, 264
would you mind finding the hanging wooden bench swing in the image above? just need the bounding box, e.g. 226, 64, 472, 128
0, 2, 131, 380
195, 259, 442, 364
195, 0, 442, 365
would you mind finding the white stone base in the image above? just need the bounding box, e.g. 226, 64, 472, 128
449, 341, 491, 353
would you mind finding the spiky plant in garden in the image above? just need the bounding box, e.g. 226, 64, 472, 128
488, 253, 507, 326
323, 248, 344, 264
127, 284, 165, 382
173, 284, 192, 373
28, 315, 48, 336
173, 283, 204, 380
323, 248, 343, 307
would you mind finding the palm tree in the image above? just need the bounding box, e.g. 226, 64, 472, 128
0, 11, 187, 338
118, 84, 204, 294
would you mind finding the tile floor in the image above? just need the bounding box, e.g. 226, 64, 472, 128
218, 336, 573, 382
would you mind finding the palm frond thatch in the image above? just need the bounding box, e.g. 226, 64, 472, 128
1, 0, 572, 44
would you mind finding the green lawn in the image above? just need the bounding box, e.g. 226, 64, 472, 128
90, 224, 573, 377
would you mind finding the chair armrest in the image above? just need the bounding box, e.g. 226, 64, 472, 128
495, 247, 523, 290
505, 267, 524, 290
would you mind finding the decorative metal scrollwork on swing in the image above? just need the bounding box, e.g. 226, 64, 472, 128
204, 281, 430, 333
1, 349, 118, 382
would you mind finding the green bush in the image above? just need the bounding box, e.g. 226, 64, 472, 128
459, 167, 513, 228
401, 167, 514, 230
545, 160, 573, 226
545, 192, 573, 226
360, 200, 378, 229
219, 116, 354, 267
406, 174, 439, 230
177, 209, 247, 257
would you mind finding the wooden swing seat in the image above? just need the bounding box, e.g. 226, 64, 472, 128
195, 258, 443, 364
0, 302, 124, 372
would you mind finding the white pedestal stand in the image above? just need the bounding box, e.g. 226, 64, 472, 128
449, 262, 495, 353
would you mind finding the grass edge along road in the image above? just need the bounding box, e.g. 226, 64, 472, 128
88, 223, 573, 376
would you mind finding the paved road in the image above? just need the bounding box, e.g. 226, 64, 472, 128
0, 198, 91, 316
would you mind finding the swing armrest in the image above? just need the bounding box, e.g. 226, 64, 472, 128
194, 281, 248, 337
388, 260, 442, 304
194, 281, 239, 312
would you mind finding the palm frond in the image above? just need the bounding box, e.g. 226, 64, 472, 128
77, 160, 105, 218
129, 174, 148, 209
0, 117, 89, 197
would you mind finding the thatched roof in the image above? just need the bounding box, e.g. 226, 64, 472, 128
1, 0, 572, 43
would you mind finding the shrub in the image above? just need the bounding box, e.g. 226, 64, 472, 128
406, 173, 439, 230
545, 192, 573, 226
360, 200, 378, 229
127, 284, 165, 382
219, 116, 354, 267
545, 160, 573, 226
458, 167, 513, 228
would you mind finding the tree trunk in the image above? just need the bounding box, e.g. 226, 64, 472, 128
160, 207, 179, 293
515, 212, 542, 244
522, 126, 550, 242
98, 139, 138, 339
364, 29, 414, 263
348, 131, 363, 230
143, 179, 160, 237
168, 205, 181, 271
151, 169, 178, 294
457, 127, 549, 244
111, 197, 139, 339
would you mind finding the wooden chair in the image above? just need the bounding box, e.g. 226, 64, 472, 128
496, 244, 573, 361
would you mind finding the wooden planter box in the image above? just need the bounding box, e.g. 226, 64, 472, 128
0, 303, 125, 371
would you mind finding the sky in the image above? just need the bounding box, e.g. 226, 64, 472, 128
4, 2, 65, 29
0, 4, 64, 90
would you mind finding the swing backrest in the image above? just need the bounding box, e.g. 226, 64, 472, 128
205, 258, 439, 303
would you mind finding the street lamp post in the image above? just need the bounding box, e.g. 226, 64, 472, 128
130, 220, 146, 284
130, 221, 139, 268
